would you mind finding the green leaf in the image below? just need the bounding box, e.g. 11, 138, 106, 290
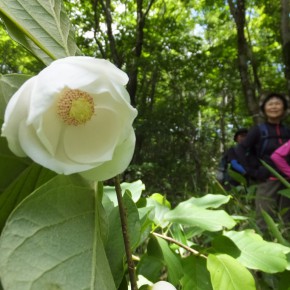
0, 74, 31, 119
147, 235, 183, 285
227, 167, 248, 186
262, 210, 290, 246
181, 255, 212, 290
260, 160, 290, 189
207, 254, 256, 290
149, 193, 171, 208
164, 201, 236, 232
0, 0, 80, 65
224, 230, 290, 273
146, 194, 171, 228
137, 254, 164, 283
278, 270, 290, 290
0, 133, 31, 193
0, 162, 56, 233
185, 194, 231, 209
138, 206, 154, 245
103, 180, 145, 206
212, 235, 241, 258
278, 188, 290, 199
0, 175, 116, 290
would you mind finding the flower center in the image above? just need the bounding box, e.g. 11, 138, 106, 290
57, 89, 95, 126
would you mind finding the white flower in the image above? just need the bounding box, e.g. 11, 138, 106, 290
152, 281, 177, 290
1, 56, 137, 181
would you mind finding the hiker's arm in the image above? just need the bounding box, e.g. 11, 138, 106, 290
230, 160, 246, 174
271, 141, 290, 178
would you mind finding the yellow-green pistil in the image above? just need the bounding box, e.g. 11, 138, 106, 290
57, 89, 95, 126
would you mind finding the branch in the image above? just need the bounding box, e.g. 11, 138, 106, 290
114, 175, 138, 290
152, 232, 207, 259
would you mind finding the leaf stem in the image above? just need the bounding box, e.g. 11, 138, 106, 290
153, 232, 207, 259
114, 175, 138, 290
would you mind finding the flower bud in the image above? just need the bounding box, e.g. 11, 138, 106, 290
151, 281, 177, 290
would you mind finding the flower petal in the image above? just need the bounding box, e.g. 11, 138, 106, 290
80, 128, 136, 181
34, 103, 64, 157
1, 77, 36, 156
18, 122, 94, 174
27, 57, 129, 124
63, 106, 121, 164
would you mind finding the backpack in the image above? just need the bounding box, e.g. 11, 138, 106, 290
258, 123, 269, 157
258, 123, 290, 157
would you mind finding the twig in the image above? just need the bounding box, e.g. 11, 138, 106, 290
153, 232, 207, 259
114, 175, 138, 290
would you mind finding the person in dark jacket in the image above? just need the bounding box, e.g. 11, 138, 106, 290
235, 92, 290, 232
216, 128, 248, 189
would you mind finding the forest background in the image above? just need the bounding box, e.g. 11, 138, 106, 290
1, 0, 290, 199
1, 0, 290, 289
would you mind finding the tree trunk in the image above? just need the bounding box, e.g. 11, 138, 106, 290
228, 0, 260, 123
281, 0, 290, 95
126, 0, 155, 107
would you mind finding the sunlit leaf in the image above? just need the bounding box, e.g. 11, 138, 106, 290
0, 0, 80, 65
164, 200, 236, 232
224, 230, 290, 273
184, 194, 231, 209
146, 194, 171, 228
103, 180, 145, 206
207, 254, 255, 290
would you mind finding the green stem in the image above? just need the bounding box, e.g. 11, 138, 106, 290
114, 175, 138, 290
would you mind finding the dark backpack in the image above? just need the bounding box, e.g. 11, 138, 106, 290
258, 123, 290, 157
258, 123, 269, 157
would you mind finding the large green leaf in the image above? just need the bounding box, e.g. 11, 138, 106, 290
207, 254, 256, 290
0, 0, 80, 65
224, 230, 290, 273
184, 194, 231, 209
0, 175, 117, 290
164, 201, 236, 232
0, 74, 31, 119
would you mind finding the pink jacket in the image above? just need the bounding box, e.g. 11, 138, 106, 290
271, 140, 290, 178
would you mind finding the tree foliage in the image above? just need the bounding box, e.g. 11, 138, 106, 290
0, 1, 290, 288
